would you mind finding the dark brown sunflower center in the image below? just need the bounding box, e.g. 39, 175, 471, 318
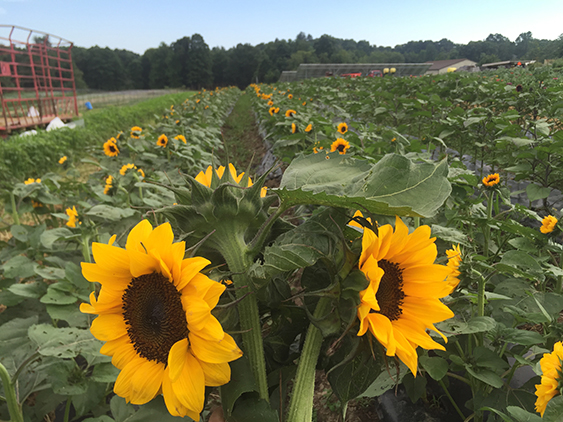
373, 259, 405, 321
109, 145, 117, 152
122, 272, 188, 364
337, 143, 346, 152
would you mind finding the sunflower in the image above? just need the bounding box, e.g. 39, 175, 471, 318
195, 164, 267, 198
80, 220, 242, 419
31, 200, 43, 208
174, 135, 187, 144
356, 217, 454, 374
66, 206, 79, 228
288, 94, 293, 99
131, 126, 142, 139
137, 168, 145, 179
59, 156, 68, 164
291, 123, 297, 134
305, 124, 313, 133
313, 146, 324, 154
104, 175, 113, 195
337, 122, 348, 134
24, 178, 37, 185
268, 107, 277, 116
540, 215, 558, 234
330, 138, 350, 155
103, 138, 119, 157
444, 245, 462, 293
157, 134, 168, 148
120, 163, 137, 176
482, 173, 500, 187
267, 100, 274, 106
285, 109, 296, 118
347, 210, 374, 231
535, 341, 563, 416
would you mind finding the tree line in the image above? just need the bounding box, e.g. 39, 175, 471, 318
71, 31, 563, 91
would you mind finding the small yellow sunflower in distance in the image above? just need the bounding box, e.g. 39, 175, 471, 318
157, 134, 168, 148
288, 94, 293, 99
291, 123, 297, 134
482, 173, 500, 187
330, 138, 350, 155
130, 126, 142, 139
103, 138, 119, 157
65, 206, 79, 228
80, 220, 242, 419
120, 163, 137, 176
285, 109, 296, 118
357, 217, 454, 374
59, 156, 68, 164
195, 164, 267, 198
535, 341, 563, 416
337, 122, 348, 134
174, 135, 187, 144
305, 124, 313, 133
540, 215, 558, 234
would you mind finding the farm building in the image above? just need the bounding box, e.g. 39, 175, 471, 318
481, 59, 535, 69
279, 63, 432, 82
425, 59, 477, 74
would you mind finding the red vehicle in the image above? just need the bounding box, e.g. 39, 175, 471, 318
367, 69, 383, 77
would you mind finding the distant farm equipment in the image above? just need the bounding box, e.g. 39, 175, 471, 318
0, 25, 79, 134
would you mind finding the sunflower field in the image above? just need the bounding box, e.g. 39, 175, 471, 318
1, 67, 563, 422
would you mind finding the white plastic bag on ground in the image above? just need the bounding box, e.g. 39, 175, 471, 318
46, 117, 66, 131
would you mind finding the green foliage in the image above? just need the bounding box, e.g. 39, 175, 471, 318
0, 92, 191, 184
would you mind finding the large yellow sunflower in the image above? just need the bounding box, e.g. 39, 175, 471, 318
80, 220, 242, 419
357, 217, 454, 374
195, 164, 267, 198
535, 341, 563, 416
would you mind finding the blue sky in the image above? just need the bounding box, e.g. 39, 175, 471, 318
2, 0, 562, 54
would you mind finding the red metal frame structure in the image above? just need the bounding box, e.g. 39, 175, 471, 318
0, 25, 78, 133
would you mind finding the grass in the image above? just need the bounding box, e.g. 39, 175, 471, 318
218, 93, 267, 172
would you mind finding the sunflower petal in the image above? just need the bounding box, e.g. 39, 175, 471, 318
171, 352, 205, 414
90, 313, 128, 341
199, 360, 231, 386
128, 360, 165, 405
168, 338, 188, 382
177, 257, 212, 291
125, 220, 153, 253
189, 332, 242, 363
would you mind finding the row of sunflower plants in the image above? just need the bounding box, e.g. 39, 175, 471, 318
0, 87, 243, 421
272, 68, 563, 211
247, 77, 563, 422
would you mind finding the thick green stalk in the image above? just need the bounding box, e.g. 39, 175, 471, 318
286, 296, 333, 422
483, 191, 494, 258
9, 192, 20, 226
218, 227, 269, 402
0, 363, 23, 422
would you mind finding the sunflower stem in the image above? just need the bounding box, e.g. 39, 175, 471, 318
477, 273, 486, 347
439, 378, 465, 420
218, 229, 269, 403
286, 296, 332, 422
0, 363, 23, 422
9, 192, 20, 226
483, 191, 494, 257
63, 397, 72, 422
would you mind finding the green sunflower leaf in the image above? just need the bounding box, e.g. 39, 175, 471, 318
277, 152, 450, 218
